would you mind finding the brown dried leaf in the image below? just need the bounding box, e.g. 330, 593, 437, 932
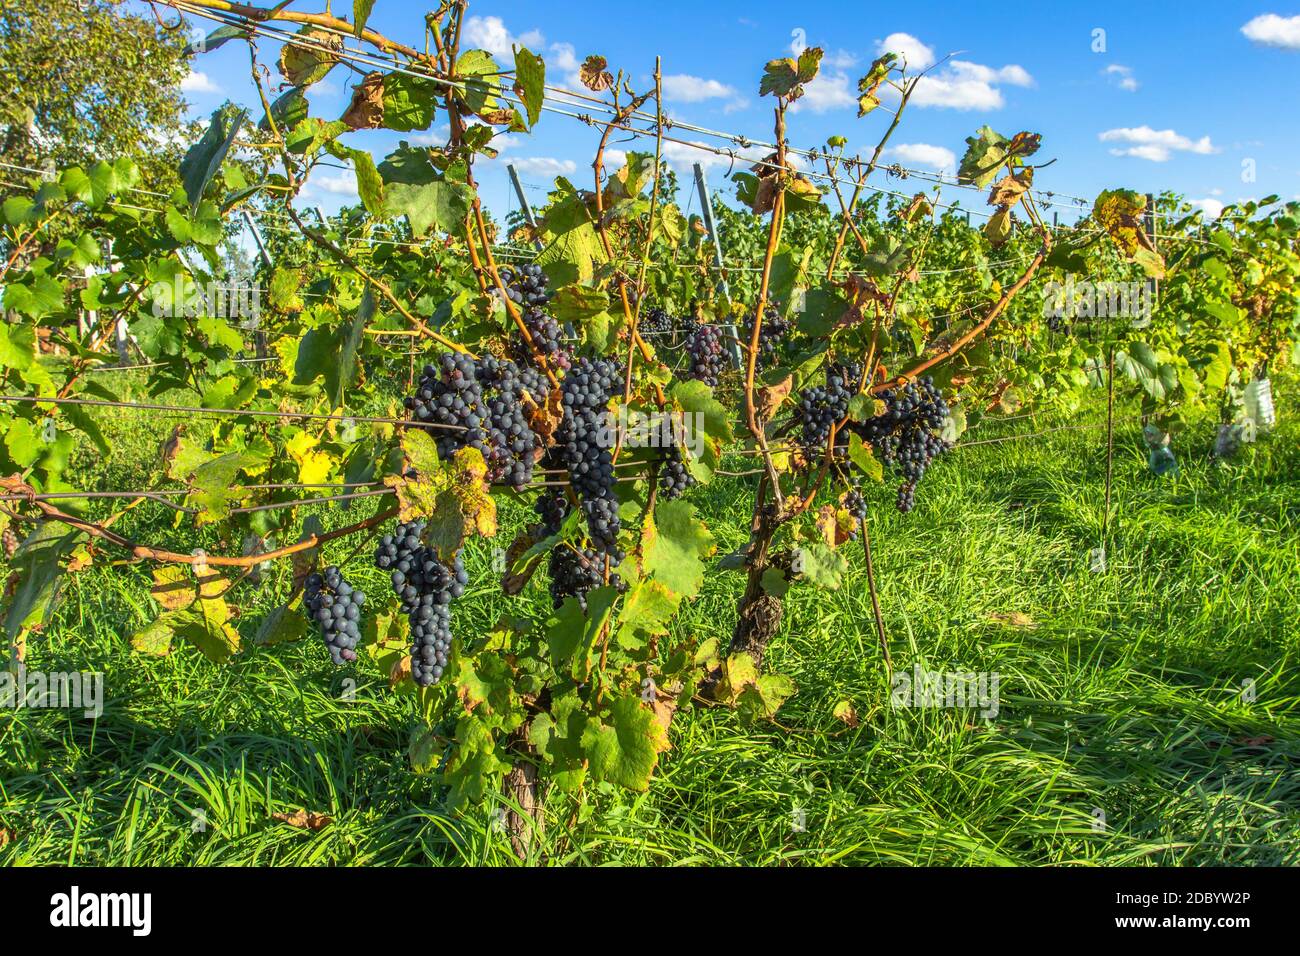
526, 387, 564, 446
579, 55, 613, 91
1233, 735, 1275, 747
271, 809, 332, 830
987, 168, 1033, 211
66, 545, 93, 574
500, 530, 540, 596
340, 72, 385, 130
160, 425, 183, 471
832, 699, 859, 727
0, 827, 15, 846
650, 682, 681, 748
389, 653, 412, 688
757, 376, 792, 419
898, 192, 933, 224
478, 107, 518, 126
816, 504, 852, 548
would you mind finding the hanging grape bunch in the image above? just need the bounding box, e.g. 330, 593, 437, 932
845, 487, 867, 523
534, 483, 570, 535
549, 356, 629, 606
640, 306, 675, 337
677, 305, 701, 339
745, 303, 791, 368
500, 263, 571, 370
305, 567, 365, 665
853, 376, 952, 513
374, 521, 467, 686
658, 441, 696, 500
404, 354, 546, 489
798, 360, 862, 458
686, 324, 726, 387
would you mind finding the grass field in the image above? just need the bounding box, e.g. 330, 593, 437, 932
2, 382, 1297, 866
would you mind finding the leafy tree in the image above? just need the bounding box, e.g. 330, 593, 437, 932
0, 0, 192, 200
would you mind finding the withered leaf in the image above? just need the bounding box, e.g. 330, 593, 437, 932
271, 809, 332, 830
340, 72, 385, 130
579, 55, 613, 92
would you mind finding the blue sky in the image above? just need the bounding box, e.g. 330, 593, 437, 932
175, 2, 1300, 224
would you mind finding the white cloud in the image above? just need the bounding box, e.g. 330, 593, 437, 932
948, 61, 1033, 87
789, 71, 857, 113
908, 59, 1034, 110
1099, 126, 1218, 162
408, 124, 452, 147
1241, 13, 1300, 50
865, 40, 1033, 111
661, 74, 738, 103
509, 157, 578, 177
604, 149, 628, 170
886, 143, 957, 175
1188, 197, 1226, 218
824, 49, 859, 70
876, 32, 935, 70
660, 140, 805, 178
462, 15, 544, 59
660, 74, 748, 113
309, 171, 360, 197
548, 42, 590, 92
1104, 64, 1139, 92
181, 70, 221, 94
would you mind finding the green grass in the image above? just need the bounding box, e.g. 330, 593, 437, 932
2, 384, 1298, 866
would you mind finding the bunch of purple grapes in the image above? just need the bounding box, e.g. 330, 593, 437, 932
501, 263, 571, 370
853, 376, 951, 513
686, 325, 726, 387
404, 353, 546, 489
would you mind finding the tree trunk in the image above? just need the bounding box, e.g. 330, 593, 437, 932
503, 734, 543, 862
724, 483, 786, 672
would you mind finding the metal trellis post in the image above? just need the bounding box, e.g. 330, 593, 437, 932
693, 163, 743, 369
507, 164, 545, 251
241, 209, 272, 359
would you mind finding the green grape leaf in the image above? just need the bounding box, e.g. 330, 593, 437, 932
546, 586, 617, 680
581, 695, 667, 791
615, 579, 680, 650
443, 714, 511, 811
512, 47, 546, 128
847, 432, 883, 482
278, 27, 342, 87
795, 541, 847, 589
528, 693, 589, 792
181, 109, 247, 211
737, 672, 798, 721
378, 146, 474, 238
641, 499, 715, 599
353, 0, 376, 38
3, 522, 82, 640
382, 74, 440, 132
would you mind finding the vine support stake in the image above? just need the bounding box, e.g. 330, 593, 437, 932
241, 208, 272, 360
692, 162, 743, 369
860, 515, 892, 674
506, 164, 544, 252
107, 238, 130, 368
